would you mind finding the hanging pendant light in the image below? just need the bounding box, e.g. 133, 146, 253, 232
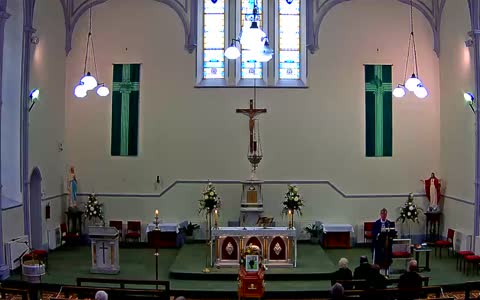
225, 39, 241, 59
74, 3, 109, 98
239, 1, 267, 52
393, 0, 427, 99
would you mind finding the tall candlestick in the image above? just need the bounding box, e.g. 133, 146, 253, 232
288, 210, 293, 229
155, 209, 159, 217
214, 209, 218, 228
154, 209, 159, 229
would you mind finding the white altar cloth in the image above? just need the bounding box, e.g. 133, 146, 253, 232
319, 224, 354, 233
146, 220, 188, 234
212, 226, 297, 237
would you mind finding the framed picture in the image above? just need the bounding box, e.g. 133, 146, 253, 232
245, 255, 259, 272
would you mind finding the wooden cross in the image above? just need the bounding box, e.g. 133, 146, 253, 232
236, 99, 267, 153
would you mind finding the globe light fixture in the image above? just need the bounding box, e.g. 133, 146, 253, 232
392, 84, 406, 98
393, 0, 428, 99
240, 22, 266, 52
414, 83, 428, 99
29, 88, 39, 101
224, 40, 241, 60
464, 92, 474, 103
74, 6, 109, 98
74, 83, 87, 98
96, 84, 110, 97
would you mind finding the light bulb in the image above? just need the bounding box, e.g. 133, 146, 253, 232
414, 84, 428, 99
224, 46, 241, 59
392, 85, 406, 98
240, 22, 267, 51
74, 84, 87, 98
405, 74, 421, 91
29, 88, 40, 100
464, 92, 474, 103
96, 85, 110, 97
81, 72, 98, 91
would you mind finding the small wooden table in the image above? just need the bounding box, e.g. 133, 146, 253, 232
238, 267, 264, 300
317, 223, 354, 248
413, 247, 432, 272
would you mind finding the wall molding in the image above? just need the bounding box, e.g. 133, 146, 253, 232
443, 194, 474, 206
75, 178, 435, 201
41, 193, 66, 202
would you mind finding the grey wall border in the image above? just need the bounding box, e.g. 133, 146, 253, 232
71, 179, 470, 205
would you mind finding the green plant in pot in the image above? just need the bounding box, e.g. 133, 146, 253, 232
304, 224, 320, 244
182, 222, 200, 243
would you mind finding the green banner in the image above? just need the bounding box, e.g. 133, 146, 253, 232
365, 65, 392, 157
111, 64, 140, 156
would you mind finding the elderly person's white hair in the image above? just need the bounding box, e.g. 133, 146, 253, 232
95, 291, 108, 300
174, 297, 186, 300
407, 259, 418, 272
330, 283, 344, 298
338, 257, 349, 269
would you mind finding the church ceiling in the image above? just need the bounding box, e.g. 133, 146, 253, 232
60, 0, 446, 57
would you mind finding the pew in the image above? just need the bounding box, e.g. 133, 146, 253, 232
464, 280, 480, 300
335, 276, 430, 289
76, 277, 170, 292
61, 285, 167, 300
343, 285, 442, 299
0, 287, 29, 300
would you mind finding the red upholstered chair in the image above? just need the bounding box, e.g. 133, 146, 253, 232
457, 250, 475, 271
363, 222, 375, 244
60, 223, 80, 245
109, 220, 123, 241
463, 254, 480, 275
435, 228, 454, 257
392, 239, 412, 269
126, 221, 141, 243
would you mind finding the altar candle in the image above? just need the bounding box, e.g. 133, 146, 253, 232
214, 209, 218, 223
288, 209, 292, 215
155, 209, 159, 217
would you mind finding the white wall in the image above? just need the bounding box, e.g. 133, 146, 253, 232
439, 0, 475, 235
29, 0, 67, 245
2, 0, 23, 207
63, 0, 441, 237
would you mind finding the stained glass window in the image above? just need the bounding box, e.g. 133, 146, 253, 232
203, 0, 225, 79
241, 0, 263, 79
278, 0, 300, 80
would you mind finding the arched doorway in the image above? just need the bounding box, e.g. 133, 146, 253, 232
29, 167, 42, 249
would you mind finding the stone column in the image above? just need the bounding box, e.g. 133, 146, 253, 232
21, 0, 35, 238
468, 0, 480, 240
0, 0, 10, 280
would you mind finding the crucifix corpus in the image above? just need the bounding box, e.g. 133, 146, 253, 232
236, 99, 267, 180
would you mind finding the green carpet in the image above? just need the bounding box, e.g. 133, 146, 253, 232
5, 244, 480, 292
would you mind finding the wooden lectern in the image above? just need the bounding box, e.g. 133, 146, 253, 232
374, 227, 397, 270
88, 226, 120, 274
238, 267, 265, 300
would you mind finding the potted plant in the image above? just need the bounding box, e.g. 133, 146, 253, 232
304, 224, 320, 244
182, 222, 200, 243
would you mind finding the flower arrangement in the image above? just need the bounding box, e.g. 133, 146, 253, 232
84, 193, 104, 223
397, 193, 423, 223
239, 244, 267, 270
282, 185, 304, 215
198, 182, 221, 214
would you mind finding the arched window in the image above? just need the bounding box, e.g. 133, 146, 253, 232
197, 0, 306, 87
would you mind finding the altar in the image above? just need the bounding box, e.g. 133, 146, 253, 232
211, 227, 297, 267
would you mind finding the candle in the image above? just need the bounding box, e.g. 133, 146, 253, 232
155, 209, 159, 217
214, 209, 218, 225
288, 210, 292, 215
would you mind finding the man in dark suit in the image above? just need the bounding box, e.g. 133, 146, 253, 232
372, 208, 396, 271
398, 260, 423, 300
353, 256, 371, 289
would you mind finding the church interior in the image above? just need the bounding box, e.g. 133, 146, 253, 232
1, 0, 480, 299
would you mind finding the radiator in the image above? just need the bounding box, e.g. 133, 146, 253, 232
453, 229, 472, 252
4, 235, 29, 270
48, 226, 61, 250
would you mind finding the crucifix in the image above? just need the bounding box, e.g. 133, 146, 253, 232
99, 242, 108, 264
236, 99, 267, 154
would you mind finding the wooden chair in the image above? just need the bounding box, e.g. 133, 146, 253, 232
126, 221, 141, 243
363, 221, 375, 244
435, 228, 454, 257
109, 220, 123, 241
60, 223, 80, 245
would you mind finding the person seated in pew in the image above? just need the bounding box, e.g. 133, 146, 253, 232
330, 283, 346, 300
366, 264, 388, 289
353, 256, 372, 289
331, 258, 353, 289
398, 260, 423, 300
95, 291, 108, 300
